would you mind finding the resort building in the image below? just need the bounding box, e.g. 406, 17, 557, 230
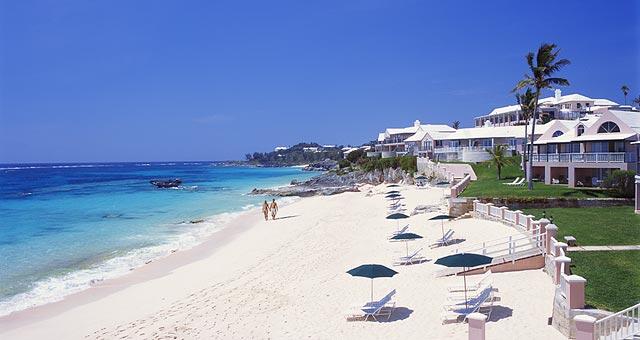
531, 109, 640, 187
370, 120, 455, 158
473, 90, 619, 127
426, 122, 553, 162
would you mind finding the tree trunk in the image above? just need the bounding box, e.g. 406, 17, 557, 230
523, 123, 529, 182
528, 91, 540, 190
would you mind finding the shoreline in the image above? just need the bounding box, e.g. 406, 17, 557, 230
0, 204, 265, 332
1, 184, 565, 339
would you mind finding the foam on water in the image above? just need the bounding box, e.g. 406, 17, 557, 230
0, 163, 316, 317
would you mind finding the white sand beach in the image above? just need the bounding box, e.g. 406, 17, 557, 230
0, 185, 565, 339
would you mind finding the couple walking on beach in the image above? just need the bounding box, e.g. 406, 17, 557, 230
262, 199, 278, 221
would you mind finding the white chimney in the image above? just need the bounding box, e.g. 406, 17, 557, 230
554, 89, 562, 101
414, 119, 421, 127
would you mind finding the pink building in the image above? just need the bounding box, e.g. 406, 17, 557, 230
531, 110, 640, 187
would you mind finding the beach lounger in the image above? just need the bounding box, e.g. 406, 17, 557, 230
430, 229, 454, 248
346, 289, 396, 322
387, 225, 409, 239
502, 177, 520, 185
393, 248, 426, 266
507, 178, 525, 186
446, 283, 494, 303
447, 270, 492, 293
441, 286, 493, 324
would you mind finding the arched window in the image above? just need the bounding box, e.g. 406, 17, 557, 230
597, 121, 620, 133
577, 125, 585, 136
552, 130, 564, 137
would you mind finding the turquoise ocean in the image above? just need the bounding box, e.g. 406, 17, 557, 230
0, 162, 316, 316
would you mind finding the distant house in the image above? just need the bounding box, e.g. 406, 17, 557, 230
303, 147, 321, 153
473, 90, 620, 127
531, 109, 639, 187
274, 146, 289, 152
322, 144, 337, 148
371, 120, 455, 158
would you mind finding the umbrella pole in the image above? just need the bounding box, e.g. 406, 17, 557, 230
371, 279, 374, 302
405, 241, 409, 257
463, 267, 468, 310
441, 220, 445, 240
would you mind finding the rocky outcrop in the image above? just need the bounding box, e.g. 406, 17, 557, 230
303, 159, 338, 171
250, 168, 417, 197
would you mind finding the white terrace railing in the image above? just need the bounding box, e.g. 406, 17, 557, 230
450, 174, 471, 198
594, 302, 640, 340
531, 152, 631, 163
473, 201, 535, 233
435, 232, 545, 277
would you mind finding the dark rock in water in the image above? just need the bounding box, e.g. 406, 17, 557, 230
189, 219, 205, 224
150, 179, 182, 188
303, 159, 338, 171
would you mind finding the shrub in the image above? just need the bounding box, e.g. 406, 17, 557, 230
346, 149, 365, 163
602, 170, 635, 198
338, 159, 351, 169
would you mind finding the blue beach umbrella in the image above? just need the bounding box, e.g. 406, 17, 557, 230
390, 232, 423, 256
387, 212, 410, 231
386, 190, 400, 195
429, 214, 454, 240
347, 264, 398, 302
435, 253, 493, 309
387, 184, 400, 188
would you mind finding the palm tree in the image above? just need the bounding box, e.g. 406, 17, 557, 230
451, 120, 460, 129
486, 144, 510, 180
513, 43, 570, 190
633, 95, 640, 107
516, 88, 535, 180
621, 85, 630, 105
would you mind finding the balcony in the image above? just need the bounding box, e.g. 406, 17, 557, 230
531, 152, 634, 163
434, 146, 516, 153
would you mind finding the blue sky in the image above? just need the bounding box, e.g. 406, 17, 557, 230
1, 0, 638, 163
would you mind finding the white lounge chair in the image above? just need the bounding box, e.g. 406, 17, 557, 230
346, 289, 396, 322
441, 286, 494, 323
431, 229, 454, 248
507, 178, 525, 186
388, 225, 409, 239
393, 248, 426, 266
502, 177, 520, 185
447, 282, 494, 302
447, 270, 492, 293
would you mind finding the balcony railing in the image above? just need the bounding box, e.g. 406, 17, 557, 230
531, 152, 632, 163
434, 146, 516, 153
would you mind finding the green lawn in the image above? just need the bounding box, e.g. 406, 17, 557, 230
459, 156, 610, 199
569, 251, 640, 311
523, 206, 640, 245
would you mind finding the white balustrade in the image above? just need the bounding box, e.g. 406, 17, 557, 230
594, 302, 640, 340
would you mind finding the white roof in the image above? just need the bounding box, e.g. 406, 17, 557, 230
593, 98, 619, 106
404, 124, 456, 142
435, 122, 554, 140
480, 92, 616, 118
610, 110, 640, 133
377, 133, 386, 142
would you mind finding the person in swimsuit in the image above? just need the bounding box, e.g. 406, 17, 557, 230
270, 199, 278, 220
262, 200, 270, 221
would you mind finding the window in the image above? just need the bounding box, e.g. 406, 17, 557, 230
577, 125, 585, 136
564, 104, 571, 109
576, 103, 582, 109
597, 121, 620, 133
552, 130, 564, 137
